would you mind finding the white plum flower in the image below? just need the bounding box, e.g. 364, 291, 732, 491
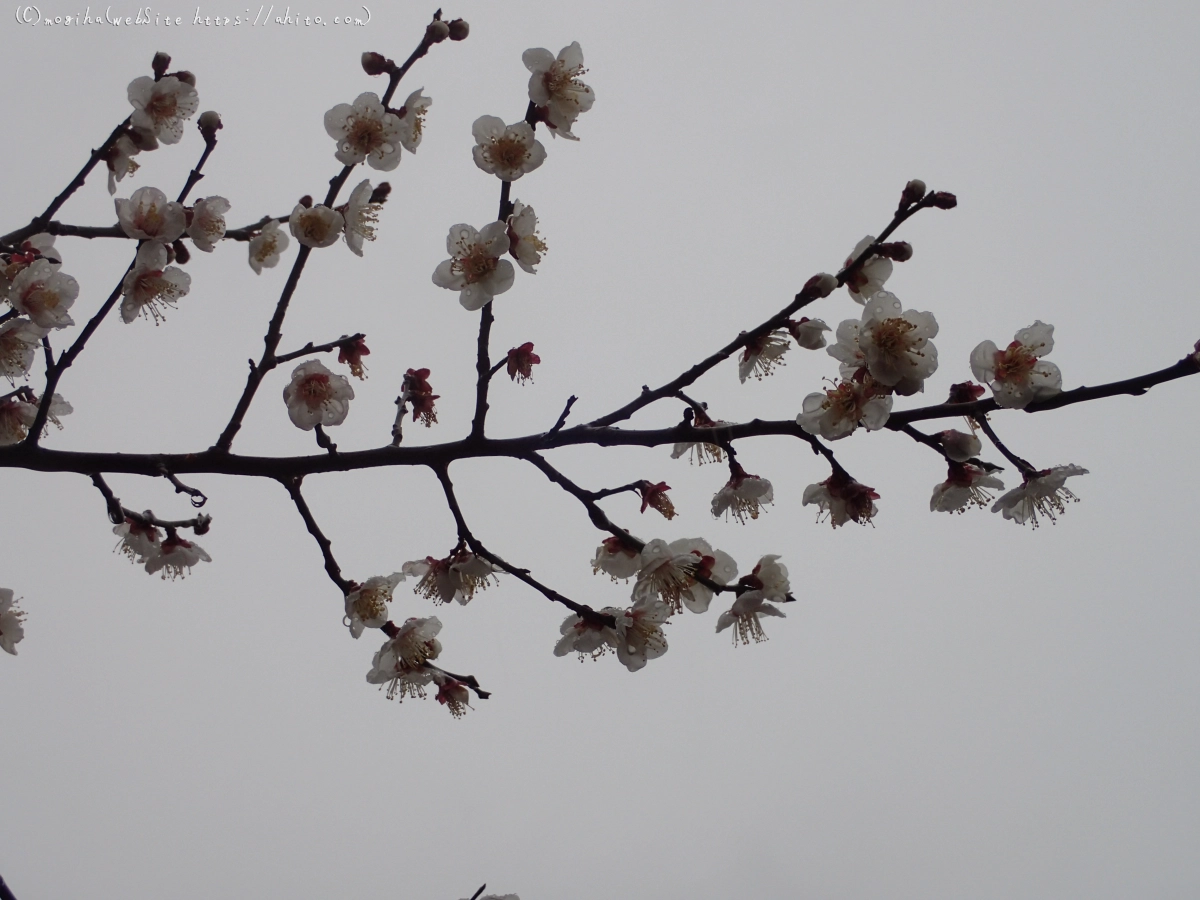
614, 596, 672, 672
849, 292, 939, 393
106, 133, 141, 195
342, 180, 381, 257
991, 465, 1088, 527
116, 186, 187, 242
282, 360, 354, 430
144, 535, 211, 580
128, 75, 199, 144
797, 379, 893, 441
787, 317, 830, 350
120, 241, 191, 325
738, 330, 790, 382
248, 220, 289, 274
554, 608, 622, 661
670, 408, 731, 466
0, 393, 71, 446
970, 321, 1063, 409
344, 573, 402, 638
506, 201, 547, 274
930, 463, 1005, 513
716, 591, 786, 646
740, 555, 791, 601
367, 617, 442, 701
843, 235, 892, 304
0, 589, 26, 655
803, 472, 880, 528
289, 204, 344, 249
323, 92, 403, 170
434, 674, 473, 719
0, 318, 48, 382
523, 42, 595, 140
938, 429, 982, 463
384, 616, 443, 668
471, 116, 547, 182
9, 260, 77, 330
22, 233, 61, 264
591, 535, 643, 581
711, 464, 774, 523
401, 551, 500, 606
113, 516, 163, 564
431, 222, 515, 310
395, 88, 431, 153
187, 195, 230, 252
633, 537, 738, 614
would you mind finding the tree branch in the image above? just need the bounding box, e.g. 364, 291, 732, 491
282, 476, 351, 594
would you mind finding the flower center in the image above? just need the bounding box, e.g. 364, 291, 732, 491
872, 317, 917, 357
544, 64, 588, 102
487, 136, 529, 171
137, 202, 165, 236
298, 373, 333, 409
352, 589, 388, 622
145, 92, 178, 123
456, 246, 497, 284
993, 342, 1037, 382
345, 115, 384, 154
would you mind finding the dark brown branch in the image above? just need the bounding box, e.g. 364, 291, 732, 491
158, 464, 208, 507
587, 192, 944, 428
973, 415, 1037, 477
547, 395, 577, 435
282, 476, 351, 594
275, 333, 366, 366
470, 303, 494, 440
224, 215, 287, 241
432, 463, 606, 621
425, 663, 491, 701
92, 472, 212, 532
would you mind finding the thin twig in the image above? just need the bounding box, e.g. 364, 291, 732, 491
158, 464, 208, 507
275, 333, 366, 366
547, 395, 577, 435
282, 476, 351, 594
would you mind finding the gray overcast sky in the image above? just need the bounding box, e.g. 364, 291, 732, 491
4, 2, 1200, 898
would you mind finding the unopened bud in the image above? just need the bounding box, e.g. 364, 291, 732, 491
171, 239, 190, 265
192, 514, 212, 536
197, 111, 223, 142
799, 272, 838, 300
946, 381, 985, 404
151, 52, 171, 79
930, 191, 957, 210
361, 51, 390, 76
938, 429, 982, 463
298, 195, 313, 209
901, 179, 926, 206
369, 182, 392, 205
447, 18, 469, 40
426, 20, 450, 43
876, 241, 913, 262
170, 70, 196, 87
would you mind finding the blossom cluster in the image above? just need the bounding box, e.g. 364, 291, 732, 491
113, 516, 211, 579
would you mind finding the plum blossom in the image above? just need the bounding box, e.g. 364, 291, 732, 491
971, 321, 1063, 409
471, 116, 547, 181
431, 222, 515, 310
341, 180, 382, 256
991, 465, 1088, 527
401, 367, 439, 426
506, 342, 540, 384
833, 292, 939, 393
9, 260, 77, 330
344, 573, 402, 638
187, 195, 230, 252
930, 463, 1005, 513
637, 481, 676, 520
591, 535, 643, 582
105, 133, 141, 195
797, 379, 893, 441
434, 674, 472, 718
113, 516, 163, 564
144, 535, 211, 580
289, 204, 344, 249
0, 318, 47, 382
116, 186, 187, 242
383, 616, 443, 668
939, 429, 982, 462
803, 471, 879, 528
738, 330, 790, 382
248, 220, 288, 274
128, 75, 199, 144
523, 42, 595, 139
21, 234, 61, 264
614, 596, 672, 672
323, 92, 403, 170
338, 336, 370, 380
401, 551, 500, 606
787, 317, 830, 350
121, 241, 191, 324
633, 537, 738, 614
367, 617, 442, 701
844, 236, 892, 304
282, 360, 355, 430
395, 88, 432, 153
0, 589, 26, 655
671, 408, 731, 465
555, 608, 622, 661
711, 464, 774, 523
506, 201, 546, 273
0, 393, 72, 445
716, 591, 786, 646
